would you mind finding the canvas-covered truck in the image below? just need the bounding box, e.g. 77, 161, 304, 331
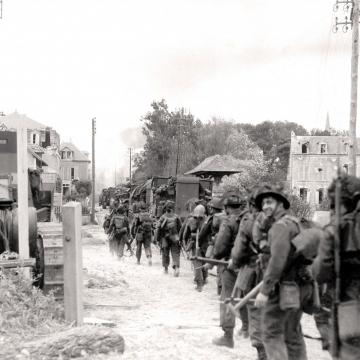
130, 176, 212, 220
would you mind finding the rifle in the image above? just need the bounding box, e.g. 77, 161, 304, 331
332, 167, 342, 359
189, 256, 229, 266
227, 281, 263, 317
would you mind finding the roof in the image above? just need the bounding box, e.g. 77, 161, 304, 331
60, 142, 90, 162
0, 112, 47, 130
185, 154, 251, 176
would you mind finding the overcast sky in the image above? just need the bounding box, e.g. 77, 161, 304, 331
0, 0, 355, 182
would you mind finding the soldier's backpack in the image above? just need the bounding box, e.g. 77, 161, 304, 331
139, 212, 152, 233
163, 215, 179, 243
113, 215, 127, 235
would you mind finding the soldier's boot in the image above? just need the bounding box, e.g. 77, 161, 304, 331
136, 259, 141, 265
164, 267, 168, 274
174, 266, 180, 277
195, 282, 203, 292
255, 345, 267, 360
147, 256, 152, 266
212, 329, 234, 348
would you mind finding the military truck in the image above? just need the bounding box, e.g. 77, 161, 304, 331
130, 176, 213, 220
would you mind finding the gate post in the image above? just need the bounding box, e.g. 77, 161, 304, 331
62, 201, 83, 325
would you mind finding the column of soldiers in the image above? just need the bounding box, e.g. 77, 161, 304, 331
102, 174, 360, 360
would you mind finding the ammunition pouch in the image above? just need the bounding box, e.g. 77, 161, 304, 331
338, 300, 360, 340
279, 281, 300, 311
115, 227, 127, 236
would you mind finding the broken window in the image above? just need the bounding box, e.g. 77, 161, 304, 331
343, 164, 349, 174
320, 143, 327, 154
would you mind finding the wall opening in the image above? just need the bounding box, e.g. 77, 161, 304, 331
320, 143, 327, 154
301, 143, 309, 154
299, 187, 308, 202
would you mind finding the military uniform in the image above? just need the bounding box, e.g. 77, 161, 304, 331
199, 200, 226, 294
254, 185, 313, 360
109, 208, 131, 259
132, 208, 153, 265
231, 209, 266, 359
212, 194, 246, 348
312, 176, 360, 359
181, 205, 207, 291
156, 203, 182, 275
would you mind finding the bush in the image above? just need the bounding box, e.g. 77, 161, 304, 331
0, 270, 66, 338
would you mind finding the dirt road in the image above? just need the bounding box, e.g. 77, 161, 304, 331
82, 220, 331, 360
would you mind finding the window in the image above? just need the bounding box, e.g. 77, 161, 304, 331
301, 143, 309, 154
299, 188, 308, 201
71, 168, 75, 180
318, 189, 324, 204
0, 139, 7, 145
320, 144, 327, 154
343, 164, 349, 174
344, 143, 349, 153
67, 151, 72, 159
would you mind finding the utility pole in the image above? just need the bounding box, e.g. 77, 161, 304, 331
129, 147, 133, 185
0, 0, 3, 19
91, 117, 96, 224
333, 0, 359, 175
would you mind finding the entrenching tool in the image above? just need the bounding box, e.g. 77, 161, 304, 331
226, 281, 263, 317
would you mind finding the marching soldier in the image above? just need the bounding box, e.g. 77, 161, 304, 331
211, 192, 247, 348
254, 184, 312, 360
181, 204, 207, 291
199, 198, 226, 294
155, 200, 182, 276
229, 190, 266, 359
108, 205, 131, 259
132, 203, 153, 266
312, 174, 360, 359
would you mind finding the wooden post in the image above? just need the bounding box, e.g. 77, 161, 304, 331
16, 125, 29, 260
349, 0, 359, 175
63, 201, 83, 325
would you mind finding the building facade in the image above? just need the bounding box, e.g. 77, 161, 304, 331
287, 131, 360, 209
60, 142, 90, 195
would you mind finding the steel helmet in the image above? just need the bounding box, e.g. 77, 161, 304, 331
255, 184, 290, 210
223, 192, 246, 207
209, 198, 224, 210
193, 204, 206, 218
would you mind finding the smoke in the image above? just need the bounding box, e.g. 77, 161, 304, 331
119, 127, 146, 149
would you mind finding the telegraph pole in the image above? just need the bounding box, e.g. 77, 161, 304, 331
91, 117, 96, 224
333, 0, 359, 175
129, 147, 132, 184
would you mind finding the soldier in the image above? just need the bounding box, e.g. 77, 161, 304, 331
211, 192, 247, 348
312, 175, 360, 359
229, 190, 266, 359
132, 203, 153, 266
254, 184, 312, 360
181, 204, 207, 292
155, 200, 182, 276
108, 205, 131, 259
198, 198, 226, 294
